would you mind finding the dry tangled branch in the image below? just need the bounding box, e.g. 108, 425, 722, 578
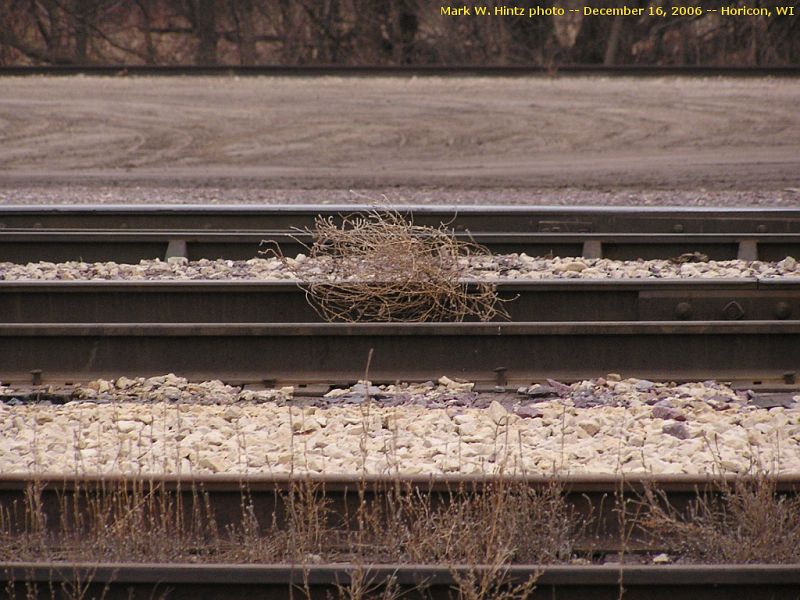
276, 209, 508, 323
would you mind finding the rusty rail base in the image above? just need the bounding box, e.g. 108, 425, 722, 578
2, 563, 800, 600
1, 321, 798, 384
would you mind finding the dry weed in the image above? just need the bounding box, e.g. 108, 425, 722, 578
639, 476, 800, 563
270, 209, 507, 322
334, 567, 403, 600
0, 478, 574, 567
450, 559, 539, 600
345, 480, 575, 566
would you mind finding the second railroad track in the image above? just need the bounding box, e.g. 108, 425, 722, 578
1, 205, 799, 386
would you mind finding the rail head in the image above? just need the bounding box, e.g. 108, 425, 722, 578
1, 473, 798, 493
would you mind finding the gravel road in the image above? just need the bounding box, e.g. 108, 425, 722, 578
1, 76, 798, 206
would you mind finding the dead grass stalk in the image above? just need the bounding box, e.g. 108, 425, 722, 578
638, 475, 800, 563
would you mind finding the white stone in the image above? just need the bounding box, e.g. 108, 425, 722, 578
205, 431, 225, 445
578, 420, 600, 436
778, 256, 797, 271
487, 401, 509, 425
559, 260, 587, 272
438, 376, 474, 392
198, 455, 226, 472
652, 553, 672, 564
116, 420, 139, 434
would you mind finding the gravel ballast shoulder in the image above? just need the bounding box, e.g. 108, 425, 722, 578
1, 375, 798, 477
0, 254, 798, 281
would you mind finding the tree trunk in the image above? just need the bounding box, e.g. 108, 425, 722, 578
73, 0, 89, 63
195, 0, 217, 65
42, 1, 65, 63
352, 0, 382, 63
136, 0, 156, 64
235, 0, 257, 65
603, 16, 624, 65
325, 0, 341, 63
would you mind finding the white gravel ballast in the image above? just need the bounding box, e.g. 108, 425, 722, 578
1, 375, 798, 477
0, 254, 798, 281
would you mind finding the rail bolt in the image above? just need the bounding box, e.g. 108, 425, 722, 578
674, 302, 692, 320
774, 302, 792, 320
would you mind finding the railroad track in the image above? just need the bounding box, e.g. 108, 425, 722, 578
1, 475, 799, 599
2, 205, 800, 262
1, 206, 799, 385
2, 205, 799, 597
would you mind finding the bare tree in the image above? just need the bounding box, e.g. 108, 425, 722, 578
229, 0, 257, 65
194, 0, 217, 65
0, 0, 797, 67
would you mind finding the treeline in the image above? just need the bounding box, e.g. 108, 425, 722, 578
0, 0, 797, 67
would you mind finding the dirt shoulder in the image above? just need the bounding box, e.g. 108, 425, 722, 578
0, 75, 798, 204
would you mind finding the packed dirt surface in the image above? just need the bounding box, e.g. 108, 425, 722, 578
0, 75, 798, 205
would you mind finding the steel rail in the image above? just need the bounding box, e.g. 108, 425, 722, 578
1, 475, 798, 565
2, 204, 800, 232
2, 562, 799, 599
1, 321, 798, 384
4, 472, 799, 492
2, 64, 800, 77
2, 206, 800, 261
2, 279, 799, 323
